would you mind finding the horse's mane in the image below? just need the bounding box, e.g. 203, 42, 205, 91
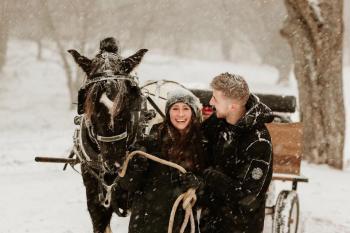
84, 83, 99, 122
89, 53, 123, 76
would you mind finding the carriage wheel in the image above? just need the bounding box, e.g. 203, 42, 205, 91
272, 190, 299, 233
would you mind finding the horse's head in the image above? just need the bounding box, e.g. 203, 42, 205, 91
68, 37, 148, 170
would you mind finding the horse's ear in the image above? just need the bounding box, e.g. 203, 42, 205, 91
67, 49, 92, 74
121, 49, 148, 74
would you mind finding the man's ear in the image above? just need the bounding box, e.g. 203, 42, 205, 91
230, 100, 245, 113
227, 98, 236, 111
229, 102, 236, 111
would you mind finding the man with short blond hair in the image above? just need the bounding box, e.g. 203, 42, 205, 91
200, 72, 274, 233
210, 72, 250, 104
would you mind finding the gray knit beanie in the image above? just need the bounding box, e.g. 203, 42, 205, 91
165, 88, 202, 118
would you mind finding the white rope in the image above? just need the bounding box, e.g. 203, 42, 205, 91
169, 188, 197, 233
118, 150, 197, 233
118, 150, 186, 177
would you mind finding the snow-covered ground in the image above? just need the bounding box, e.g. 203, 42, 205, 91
1, 40, 350, 233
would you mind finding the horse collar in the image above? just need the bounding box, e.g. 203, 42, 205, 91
96, 131, 128, 142
83, 116, 128, 143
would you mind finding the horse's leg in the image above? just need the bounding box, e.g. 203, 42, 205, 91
82, 165, 113, 233
104, 225, 112, 233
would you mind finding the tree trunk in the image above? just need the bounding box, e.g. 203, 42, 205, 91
219, 0, 235, 61
36, 39, 42, 61
0, 0, 10, 72
73, 4, 89, 102
281, 0, 345, 169
41, 0, 75, 109
275, 62, 291, 85
345, 0, 350, 65
220, 31, 232, 61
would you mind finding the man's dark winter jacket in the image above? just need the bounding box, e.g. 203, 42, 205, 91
200, 94, 274, 233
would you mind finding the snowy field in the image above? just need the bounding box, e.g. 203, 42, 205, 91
1, 40, 350, 233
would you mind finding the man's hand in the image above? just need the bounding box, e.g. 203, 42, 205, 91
203, 168, 232, 190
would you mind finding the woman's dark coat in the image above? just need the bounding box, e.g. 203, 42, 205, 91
119, 123, 207, 233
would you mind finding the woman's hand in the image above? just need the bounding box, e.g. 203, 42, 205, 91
130, 156, 149, 172
180, 172, 203, 190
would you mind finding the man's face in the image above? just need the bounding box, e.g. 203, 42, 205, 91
209, 89, 234, 119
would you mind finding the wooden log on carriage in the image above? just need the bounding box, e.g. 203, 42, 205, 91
190, 88, 296, 113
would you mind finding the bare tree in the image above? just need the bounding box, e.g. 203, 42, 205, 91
71, 0, 95, 99
281, 0, 345, 169
345, 0, 350, 64
27, 0, 48, 60
40, 0, 99, 109
0, 0, 10, 72
125, 1, 156, 49
217, 0, 293, 84
41, 0, 76, 109
254, 0, 293, 85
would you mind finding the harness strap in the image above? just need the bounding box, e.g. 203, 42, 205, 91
96, 131, 128, 142
84, 74, 138, 88
74, 116, 131, 212
78, 117, 92, 161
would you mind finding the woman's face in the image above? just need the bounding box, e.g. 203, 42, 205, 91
169, 102, 193, 134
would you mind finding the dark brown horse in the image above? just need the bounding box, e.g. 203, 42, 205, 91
68, 37, 147, 233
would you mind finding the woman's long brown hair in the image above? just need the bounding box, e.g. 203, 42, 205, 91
161, 112, 206, 172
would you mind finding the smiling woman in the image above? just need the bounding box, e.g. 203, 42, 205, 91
169, 102, 192, 133
166, 89, 202, 134
117, 88, 208, 233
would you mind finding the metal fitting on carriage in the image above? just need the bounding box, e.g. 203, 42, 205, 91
143, 109, 156, 121
74, 115, 82, 125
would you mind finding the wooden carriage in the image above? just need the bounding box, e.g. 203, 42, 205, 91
190, 89, 308, 233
